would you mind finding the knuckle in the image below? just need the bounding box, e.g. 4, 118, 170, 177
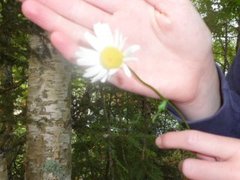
184, 130, 201, 146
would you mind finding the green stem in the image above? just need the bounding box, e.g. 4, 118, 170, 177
129, 67, 190, 129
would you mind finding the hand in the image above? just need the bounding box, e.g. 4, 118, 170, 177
156, 130, 240, 180
21, 0, 220, 120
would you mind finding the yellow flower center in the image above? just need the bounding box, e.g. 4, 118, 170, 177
100, 47, 123, 69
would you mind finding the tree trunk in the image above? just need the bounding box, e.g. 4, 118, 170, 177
25, 34, 72, 180
0, 154, 8, 180
0, 64, 14, 179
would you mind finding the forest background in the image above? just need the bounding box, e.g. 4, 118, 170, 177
0, 0, 240, 179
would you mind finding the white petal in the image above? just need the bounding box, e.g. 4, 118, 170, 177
100, 74, 109, 83
108, 69, 118, 76
124, 45, 140, 56
119, 37, 126, 50
122, 64, 132, 77
114, 30, 126, 50
94, 23, 114, 47
114, 30, 120, 48
124, 57, 138, 62
75, 48, 100, 66
75, 47, 98, 58
84, 32, 102, 51
76, 58, 99, 66
83, 65, 103, 78
91, 69, 108, 83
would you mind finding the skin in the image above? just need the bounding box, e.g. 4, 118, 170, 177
156, 130, 240, 180
20, 0, 240, 179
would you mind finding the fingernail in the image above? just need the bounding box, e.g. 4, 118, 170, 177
179, 161, 188, 180
178, 160, 183, 171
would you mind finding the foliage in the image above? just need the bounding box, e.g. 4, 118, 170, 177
0, 0, 29, 179
71, 80, 184, 179
195, 0, 240, 72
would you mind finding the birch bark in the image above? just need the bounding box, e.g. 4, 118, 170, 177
0, 154, 7, 180
25, 35, 72, 180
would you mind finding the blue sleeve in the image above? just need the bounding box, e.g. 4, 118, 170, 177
226, 50, 240, 95
188, 52, 240, 138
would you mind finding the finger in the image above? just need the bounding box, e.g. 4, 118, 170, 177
22, 1, 89, 42
180, 158, 235, 180
196, 153, 217, 162
156, 130, 240, 160
144, 0, 173, 14
145, 0, 190, 14
83, 0, 124, 14
150, 10, 172, 34
50, 32, 79, 61
144, 0, 173, 32
28, 0, 110, 29
145, 0, 199, 22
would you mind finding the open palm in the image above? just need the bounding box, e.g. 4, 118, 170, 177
22, 0, 218, 109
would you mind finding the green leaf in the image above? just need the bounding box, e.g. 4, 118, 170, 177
158, 99, 169, 112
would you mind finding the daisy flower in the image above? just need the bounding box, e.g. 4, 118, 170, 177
75, 23, 140, 83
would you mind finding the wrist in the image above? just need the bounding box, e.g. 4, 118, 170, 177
174, 58, 221, 121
